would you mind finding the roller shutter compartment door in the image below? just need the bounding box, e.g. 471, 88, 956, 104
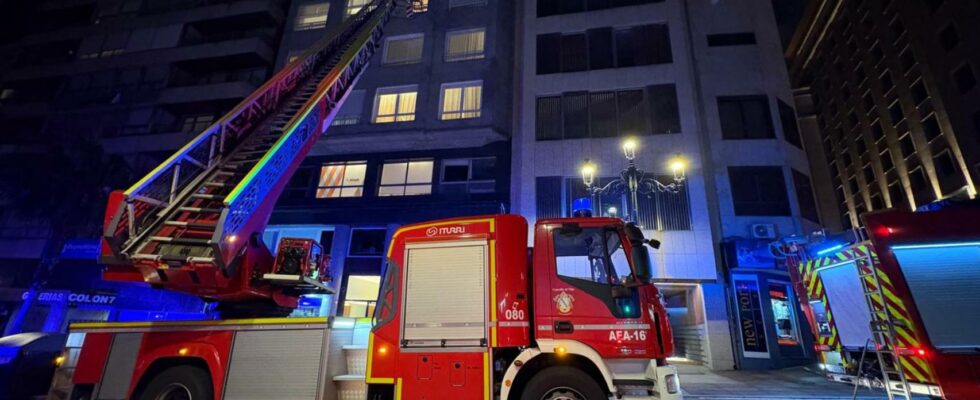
403, 240, 487, 345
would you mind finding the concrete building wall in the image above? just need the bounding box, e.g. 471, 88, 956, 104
513, 0, 814, 370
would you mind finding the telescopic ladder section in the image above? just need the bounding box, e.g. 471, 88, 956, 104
102, 0, 395, 296
856, 255, 914, 400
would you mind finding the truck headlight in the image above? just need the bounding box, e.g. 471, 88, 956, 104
665, 373, 679, 394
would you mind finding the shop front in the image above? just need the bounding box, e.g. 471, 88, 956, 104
723, 239, 816, 370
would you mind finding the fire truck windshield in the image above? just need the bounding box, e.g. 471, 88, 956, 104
555, 227, 634, 285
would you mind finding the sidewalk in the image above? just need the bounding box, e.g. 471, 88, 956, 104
676, 364, 891, 399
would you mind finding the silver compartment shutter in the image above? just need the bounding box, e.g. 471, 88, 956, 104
893, 244, 980, 350
223, 329, 326, 399
817, 261, 873, 348
403, 241, 487, 342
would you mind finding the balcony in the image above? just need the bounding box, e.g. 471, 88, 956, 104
158, 81, 258, 105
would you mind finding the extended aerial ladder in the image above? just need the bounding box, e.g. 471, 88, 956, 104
100, 0, 405, 312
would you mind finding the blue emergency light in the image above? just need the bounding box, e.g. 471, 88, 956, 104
572, 197, 593, 217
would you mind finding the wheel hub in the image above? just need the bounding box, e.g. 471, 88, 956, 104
155, 383, 192, 400
542, 387, 586, 400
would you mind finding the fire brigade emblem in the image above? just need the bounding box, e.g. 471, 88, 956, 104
554, 291, 575, 315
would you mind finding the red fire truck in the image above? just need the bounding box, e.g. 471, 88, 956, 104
45, 0, 683, 399
786, 206, 980, 400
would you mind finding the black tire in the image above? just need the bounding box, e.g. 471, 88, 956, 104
137, 365, 213, 400
521, 366, 607, 400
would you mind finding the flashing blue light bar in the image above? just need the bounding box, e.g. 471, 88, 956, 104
890, 241, 980, 250
572, 197, 593, 217
816, 244, 846, 256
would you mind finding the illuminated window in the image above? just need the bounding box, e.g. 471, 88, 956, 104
769, 282, 800, 346
316, 161, 366, 198
378, 160, 433, 196
342, 275, 381, 318
446, 28, 485, 62
383, 34, 424, 65
295, 3, 329, 31
373, 86, 417, 123
346, 0, 370, 16
409, 0, 429, 13
440, 81, 482, 120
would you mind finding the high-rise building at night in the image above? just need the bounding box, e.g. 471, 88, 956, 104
512, 0, 818, 370
264, 0, 514, 319
0, 0, 291, 332
788, 0, 979, 231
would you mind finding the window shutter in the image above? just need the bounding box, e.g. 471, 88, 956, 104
589, 91, 618, 138
536, 96, 563, 140
647, 84, 680, 134
562, 92, 590, 139
587, 28, 613, 70
536, 34, 561, 75
560, 33, 588, 73
617, 90, 647, 136
536, 177, 563, 219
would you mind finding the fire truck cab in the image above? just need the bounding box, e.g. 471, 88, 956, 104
366, 214, 679, 400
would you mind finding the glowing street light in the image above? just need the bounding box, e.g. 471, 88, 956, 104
580, 138, 686, 225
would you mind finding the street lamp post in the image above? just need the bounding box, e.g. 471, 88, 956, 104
579, 138, 687, 225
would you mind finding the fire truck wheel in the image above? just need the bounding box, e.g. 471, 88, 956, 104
138, 365, 213, 400
521, 366, 606, 400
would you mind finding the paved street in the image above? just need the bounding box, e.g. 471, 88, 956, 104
677, 364, 891, 399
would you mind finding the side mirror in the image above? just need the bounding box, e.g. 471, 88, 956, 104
646, 238, 661, 249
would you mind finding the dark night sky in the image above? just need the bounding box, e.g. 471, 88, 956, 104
772, 0, 810, 50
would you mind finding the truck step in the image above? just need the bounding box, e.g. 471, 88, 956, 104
204, 181, 229, 188
149, 236, 213, 246
178, 206, 223, 214
190, 193, 225, 200
164, 220, 217, 230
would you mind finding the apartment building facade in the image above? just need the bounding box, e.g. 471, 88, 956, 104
788, 0, 979, 231
512, 0, 820, 370
0, 0, 286, 332
265, 0, 514, 318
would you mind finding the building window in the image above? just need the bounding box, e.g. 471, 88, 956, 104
295, 3, 329, 31
718, 96, 775, 139
939, 23, 960, 51
180, 114, 214, 133
537, 0, 665, 18
792, 169, 819, 223
535, 176, 563, 219
441, 158, 496, 193
440, 81, 482, 120
537, 24, 670, 75
331, 90, 365, 126
349, 228, 386, 256
921, 114, 942, 142
899, 133, 916, 158
910, 79, 929, 106
373, 86, 417, 123
707, 32, 756, 47
446, 28, 486, 62
383, 34, 424, 65
777, 99, 802, 148
316, 161, 367, 198
342, 275, 380, 318
933, 150, 957, 178
953, 64, 977, 94
636, 176, 693, 231
728, 166, 791, 216
449, 0, 487, 8
535, 85, 680, 141
346, 0, 370, 16
378, 160, 433, 196
908, 167, 928, 196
